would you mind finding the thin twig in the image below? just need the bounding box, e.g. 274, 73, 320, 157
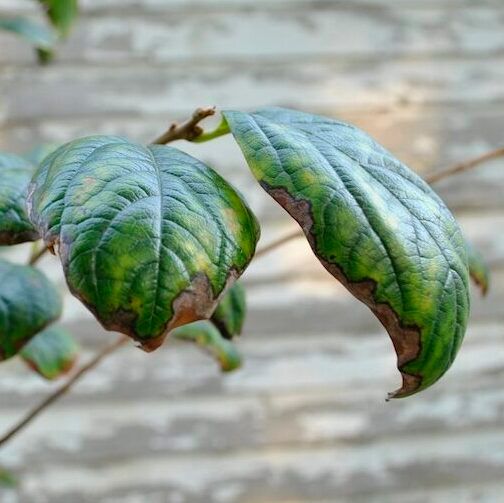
151, 107, 216, 145
425, 146, 504, 184
254, 229, 305, 259
0, 335, 128, 448
28, 246, 49, 266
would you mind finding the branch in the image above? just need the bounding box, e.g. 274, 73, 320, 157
151, 107, 216, 145
425, 146, 504, 184
0, 335, 128, 448
254, 229, 304, 259
28, 246, 49, 266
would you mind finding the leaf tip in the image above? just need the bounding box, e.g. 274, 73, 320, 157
387, 372, 423, 400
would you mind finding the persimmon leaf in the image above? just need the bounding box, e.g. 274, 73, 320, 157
21, 326, 79, 380
0, 259, 62, 361
173, 320, 242, 372
224, 107, 470, 398
466, 241, 490, 296
211, 281, 246, 339
0, 153, 39, 245
27, 136, 259, 351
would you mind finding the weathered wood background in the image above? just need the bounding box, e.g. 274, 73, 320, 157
0, 1, 503, 502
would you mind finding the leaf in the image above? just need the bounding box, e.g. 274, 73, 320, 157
0, 16, 56, 49
27, 136, 260, 351
38, 0, 78, 38
0, 152, 39, 245
466, 241, 490, 296
21, 326, 79, 380
224, 107, 470, 398
211, 281, 246, 339
0, 259, 62, 361
172, 320, 242, 372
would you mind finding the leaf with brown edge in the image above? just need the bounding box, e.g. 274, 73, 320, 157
224, 107, 470, 398
466, 240, 490, 296
173, 320, 242, 372
21, 326, 79, 380
27, 136, 260, 351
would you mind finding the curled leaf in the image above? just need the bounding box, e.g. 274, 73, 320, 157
173, 320, 242, 372
211, 281, 246, 339
466, 241, 490, 296
27, 136, 259, 351
224, 107, 470, 398
0, 153, 39, 245
0, 259, 62, 361
21, 326, 79, 380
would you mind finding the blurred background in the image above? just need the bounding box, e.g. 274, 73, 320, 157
0, 1, 503, 502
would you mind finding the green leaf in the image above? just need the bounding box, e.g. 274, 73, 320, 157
21, 326, 79, 380
0, 16, 56, 49
38, 0, 78, 38
173, 320, 242, 372
0, 152, 39, 245
0, 466, 17, 488
27, 136, 260, 351
466, 241, 490, 296
211, 281, 246, 339
224, 107, 470, 398
0, 259, 62, 361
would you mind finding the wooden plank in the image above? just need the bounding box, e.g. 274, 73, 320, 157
1, 7, 504, 65
3, 430, 504, 502
2, 0, 504, 15
3, 57, 504, 122
1, 359, 504, 464
0, 321, 501, 406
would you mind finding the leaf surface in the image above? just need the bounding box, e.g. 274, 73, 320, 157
0, 259, 62, 361
211, 281, 246, 339
28, 136, 259, 350
224, 107, 470, 398
0, 152, 39, 245
21, 326, 79, 380
173, 320, 242, 372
